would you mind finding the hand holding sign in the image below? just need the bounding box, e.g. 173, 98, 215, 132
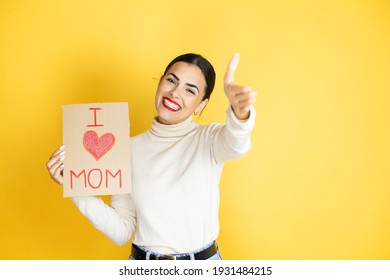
224, 53, 257, 120
47, 145, 65, 186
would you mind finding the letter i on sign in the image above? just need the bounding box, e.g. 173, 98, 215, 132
87, 108, 104, 127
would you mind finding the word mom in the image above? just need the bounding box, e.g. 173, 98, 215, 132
70, 169, 122, 189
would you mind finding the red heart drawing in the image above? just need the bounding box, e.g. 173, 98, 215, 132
83, 130, 116, 161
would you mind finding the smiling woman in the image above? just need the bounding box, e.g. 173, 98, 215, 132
155, 53, 216, 124
156, 61, 209, 124
46, 53, 257, 260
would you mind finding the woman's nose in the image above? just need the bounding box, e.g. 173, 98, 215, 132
170, 87, 180, 99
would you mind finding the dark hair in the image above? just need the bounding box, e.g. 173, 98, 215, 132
163, 53, 216, 101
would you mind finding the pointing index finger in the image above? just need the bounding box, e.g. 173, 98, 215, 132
224, 52, 240, 85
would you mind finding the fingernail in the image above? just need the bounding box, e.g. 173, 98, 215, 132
60, 145, 65, 150
60, 163, 64, 168
59, 151, 65, 156
60, 156, 65, 161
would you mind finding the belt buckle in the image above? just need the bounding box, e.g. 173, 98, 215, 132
156, 254, 177, 260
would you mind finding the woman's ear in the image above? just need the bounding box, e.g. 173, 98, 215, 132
194, 99, 209, 115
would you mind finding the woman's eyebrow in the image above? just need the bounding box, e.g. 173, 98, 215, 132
168, 72, 180, 81
168, 72, 199, 93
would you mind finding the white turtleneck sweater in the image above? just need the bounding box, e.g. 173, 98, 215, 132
71, 106, 256, 255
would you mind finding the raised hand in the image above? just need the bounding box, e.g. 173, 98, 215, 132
224, 53, 256, 120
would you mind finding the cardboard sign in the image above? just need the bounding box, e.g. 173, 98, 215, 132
62, 102, 131, 197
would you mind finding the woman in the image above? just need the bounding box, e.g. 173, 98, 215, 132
47, 53, 256, 260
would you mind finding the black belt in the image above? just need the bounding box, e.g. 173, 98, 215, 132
131, 241, 218, 260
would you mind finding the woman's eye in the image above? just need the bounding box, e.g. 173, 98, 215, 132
187, 89, 195, 95
167, 78, 175, 84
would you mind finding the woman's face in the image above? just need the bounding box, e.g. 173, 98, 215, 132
155, 62, 208, 125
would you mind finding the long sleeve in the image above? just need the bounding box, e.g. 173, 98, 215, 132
71, 194, 136, 246
212, 105, 256, 164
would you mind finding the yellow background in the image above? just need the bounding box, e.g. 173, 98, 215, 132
0, 0, 389, 259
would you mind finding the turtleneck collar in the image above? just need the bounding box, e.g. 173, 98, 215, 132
148, 116, 198, 139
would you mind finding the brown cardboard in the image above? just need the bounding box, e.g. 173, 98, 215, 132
62, 102, 131, 197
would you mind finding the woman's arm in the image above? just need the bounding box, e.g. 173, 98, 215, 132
212, 105, 256, 163
224, 53, 257, 121
71, 194, 136, 246
211, 54, 257, 163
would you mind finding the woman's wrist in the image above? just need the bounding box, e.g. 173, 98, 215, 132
231, 105, 250, 121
